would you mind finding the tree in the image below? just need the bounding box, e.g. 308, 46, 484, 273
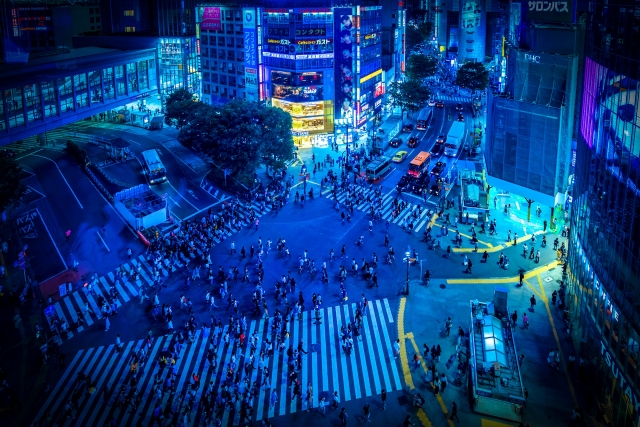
164, 88, 208, 129
416, 21, 434, 41
178, 99, 294, 180
406, 54, 438, 81
455, 62, 490, 93
387, 79, 431, 123
405, 26, 424, 52
0, 157, 26, 213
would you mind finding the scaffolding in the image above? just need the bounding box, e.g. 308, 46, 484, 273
114, 185, 167, 230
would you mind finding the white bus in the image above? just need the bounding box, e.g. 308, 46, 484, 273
365, 156, 392, 182
141, 149, 167, 184
416, 108, 434, 130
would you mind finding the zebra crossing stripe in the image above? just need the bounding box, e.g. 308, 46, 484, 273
374, 300, 403, 391
334, 306, 352, 402
311, 310, 320, 409
343, 304, 362, 399
74, 345, 115, 426
301, 310, 310, 411
319, 307, 329, 393
326, 307, 341, 402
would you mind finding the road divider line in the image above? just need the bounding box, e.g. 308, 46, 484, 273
96, 231, 110, 252
446, 260, 558, 284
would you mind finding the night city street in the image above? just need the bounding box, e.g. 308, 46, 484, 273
0, 1, 638, 427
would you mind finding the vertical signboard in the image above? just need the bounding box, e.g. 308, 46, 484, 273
201, 7, 221, 31
335, 8, 355, 123
244, 8, 259, 101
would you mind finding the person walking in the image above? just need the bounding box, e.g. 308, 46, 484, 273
449, 401, 460, 422
403, 415, 415, 427
519, 271, 525, 286
362, 403, 371, 422
116, 334, 123, 352
381, 389, 387, 411
319, 396, 326, 415
339, 408, 348, 426
529, 295, 537, 312
393, 339, 401, 359
269, 389, 278, 409
523, 313, 529, 329
105, 316, 110, 332
333, 391, 340, 409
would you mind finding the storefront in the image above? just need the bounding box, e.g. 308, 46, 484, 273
568, 238, 640, 427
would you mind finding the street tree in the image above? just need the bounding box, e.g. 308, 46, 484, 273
455, 62, 490, 93
387, 79, 431, 123
0, 157, 26, 213
406, 54, 438, 81
257, 105, 294, 170
164, 88, 208, 129
405, 26, 424, 52
416, 21, 434, 41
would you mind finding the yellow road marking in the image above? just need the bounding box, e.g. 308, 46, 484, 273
481, 419, 514, 427
446, 260, 558, 284
523, 279, 543, 300
398, 298, 415, 389
431, 223, 492, 247
416, 408, 434, 427
452, 230, 546, 253
537, 275, 578, 407
404, 331, 455, 427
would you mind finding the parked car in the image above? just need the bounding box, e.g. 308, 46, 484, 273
430, 144, 443, 156
430, 161, 447, 176
436, 100, 445, 108
392, 150, 408, 163
407, 136, 419, 148
436, 134, 446, 144
390, 137, 403, 148
402, 123, 414, 132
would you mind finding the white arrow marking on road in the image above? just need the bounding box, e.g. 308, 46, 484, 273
168, 196, 181, 208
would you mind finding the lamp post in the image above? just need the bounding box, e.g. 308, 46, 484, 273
404, 245, 411, 296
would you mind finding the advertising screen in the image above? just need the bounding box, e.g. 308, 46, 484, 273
200, 7, 221, 31
580, 57, 640, 172
293, 117, 325, 131
272, 85, 324, 102
335, 8, 355, 121
272, 100, 324, 117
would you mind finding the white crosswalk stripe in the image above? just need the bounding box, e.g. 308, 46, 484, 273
32, 299, 401, 427
322, 186, 437, 233
437, 95, 472, 103
46, 199, 273, 342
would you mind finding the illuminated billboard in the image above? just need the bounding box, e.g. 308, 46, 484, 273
201, 7, 221, 31
272, 85, 323, 102
335, 8, 355, 121
292, 117, 325, 131
580, 57, 640, 171
527, 0, 572, 24
272, 100, 324, 117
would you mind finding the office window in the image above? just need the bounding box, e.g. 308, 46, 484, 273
125, 27, 135, 32
90, 17, 95, 23
96, 17, 100, 23
124, 10, 135, 16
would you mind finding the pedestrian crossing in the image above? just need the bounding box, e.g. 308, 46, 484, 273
47, 199, 273, 342
33, 299, 402, 427
437, 95, 472, 103
322, 186, 438, 234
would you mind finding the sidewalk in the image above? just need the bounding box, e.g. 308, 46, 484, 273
401, 264, 582, 427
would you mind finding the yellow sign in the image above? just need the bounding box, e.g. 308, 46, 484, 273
359, 69, 382, 84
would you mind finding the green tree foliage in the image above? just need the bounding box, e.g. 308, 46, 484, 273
64, 141, 88, 166
164, 88, 209, 129
0, 157, 26, 212
455, 62, 490, 93
405, 26, 424, 52
176, 99, 294, 179
387, 79, 431, 122
406, 54, 438, 81
416, 21, 434, 41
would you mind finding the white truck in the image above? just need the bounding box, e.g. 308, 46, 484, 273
444, 121, 466, 157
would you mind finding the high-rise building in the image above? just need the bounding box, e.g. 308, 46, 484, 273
195, 2, 386, 148
566, 1, 640, 425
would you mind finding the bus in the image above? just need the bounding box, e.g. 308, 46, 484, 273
408, 151, 431, 178
365, 156, 392, 182
415, 108, 433, 130
141, 149, 167, 184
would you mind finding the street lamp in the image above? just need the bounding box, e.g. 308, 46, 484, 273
404, 245, 412, 296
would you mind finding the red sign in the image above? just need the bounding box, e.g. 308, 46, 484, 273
201, 7, 221, 31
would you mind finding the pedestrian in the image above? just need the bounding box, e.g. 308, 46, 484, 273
362, 403, 371, 422
413, 353, 420, 369
230, 241, 236, 255
519, 271, 525, 286
339, 408, 348, 426
269, 390, 278, 409
543, 220, 548, 231
116, 334, 123, 352
333, 391, 340, 409
319, 396, 326, 415
381, 389, 387, 410
393, 339, 401, 359
127, 248, 132, 260
523, 313, 529, 329
105, 316, 110, 332
440, 373, 448, 392
449, 401, 460, 422
529, 294, 536, 311
403, 415, 415, 427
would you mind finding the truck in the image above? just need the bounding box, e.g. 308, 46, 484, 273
444, 121, 466, 157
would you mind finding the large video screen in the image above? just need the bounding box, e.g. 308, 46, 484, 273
334, 8, 355, 121
581, 57, 640, 173
272, 84, 323, 102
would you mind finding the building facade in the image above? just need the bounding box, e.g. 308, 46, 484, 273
566, 1, 640, 426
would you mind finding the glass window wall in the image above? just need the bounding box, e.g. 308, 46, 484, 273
42, 81, 57, 117
127, 62, 137, 92
74, 73, 88, 108
115, 65, 126, 96
138, 60, 148, 90
89, 71, 102, 104
7, 87, 24, 127
0, 93, 5, 130
24, 83, 42, 122
103, 68, 115, 100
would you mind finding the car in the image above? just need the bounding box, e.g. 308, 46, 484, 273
430, 161, 446, 176
429, 184, 442, 196
410, 175, 430, 195
427, 99, 436, 107
396, 174, 414, 192
402, 124, 414, 132
456, 103, 463, 112
390, 137, 403, 148
436, 134, 446, 144
407, 136, 419, 148
430, 144, 443, 156
435, 100, 444, 108
392, 150, 408, 163
457, 113, 464, 122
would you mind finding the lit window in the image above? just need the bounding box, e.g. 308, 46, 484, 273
125, 27, 136, 32
124, 10, 135, 16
